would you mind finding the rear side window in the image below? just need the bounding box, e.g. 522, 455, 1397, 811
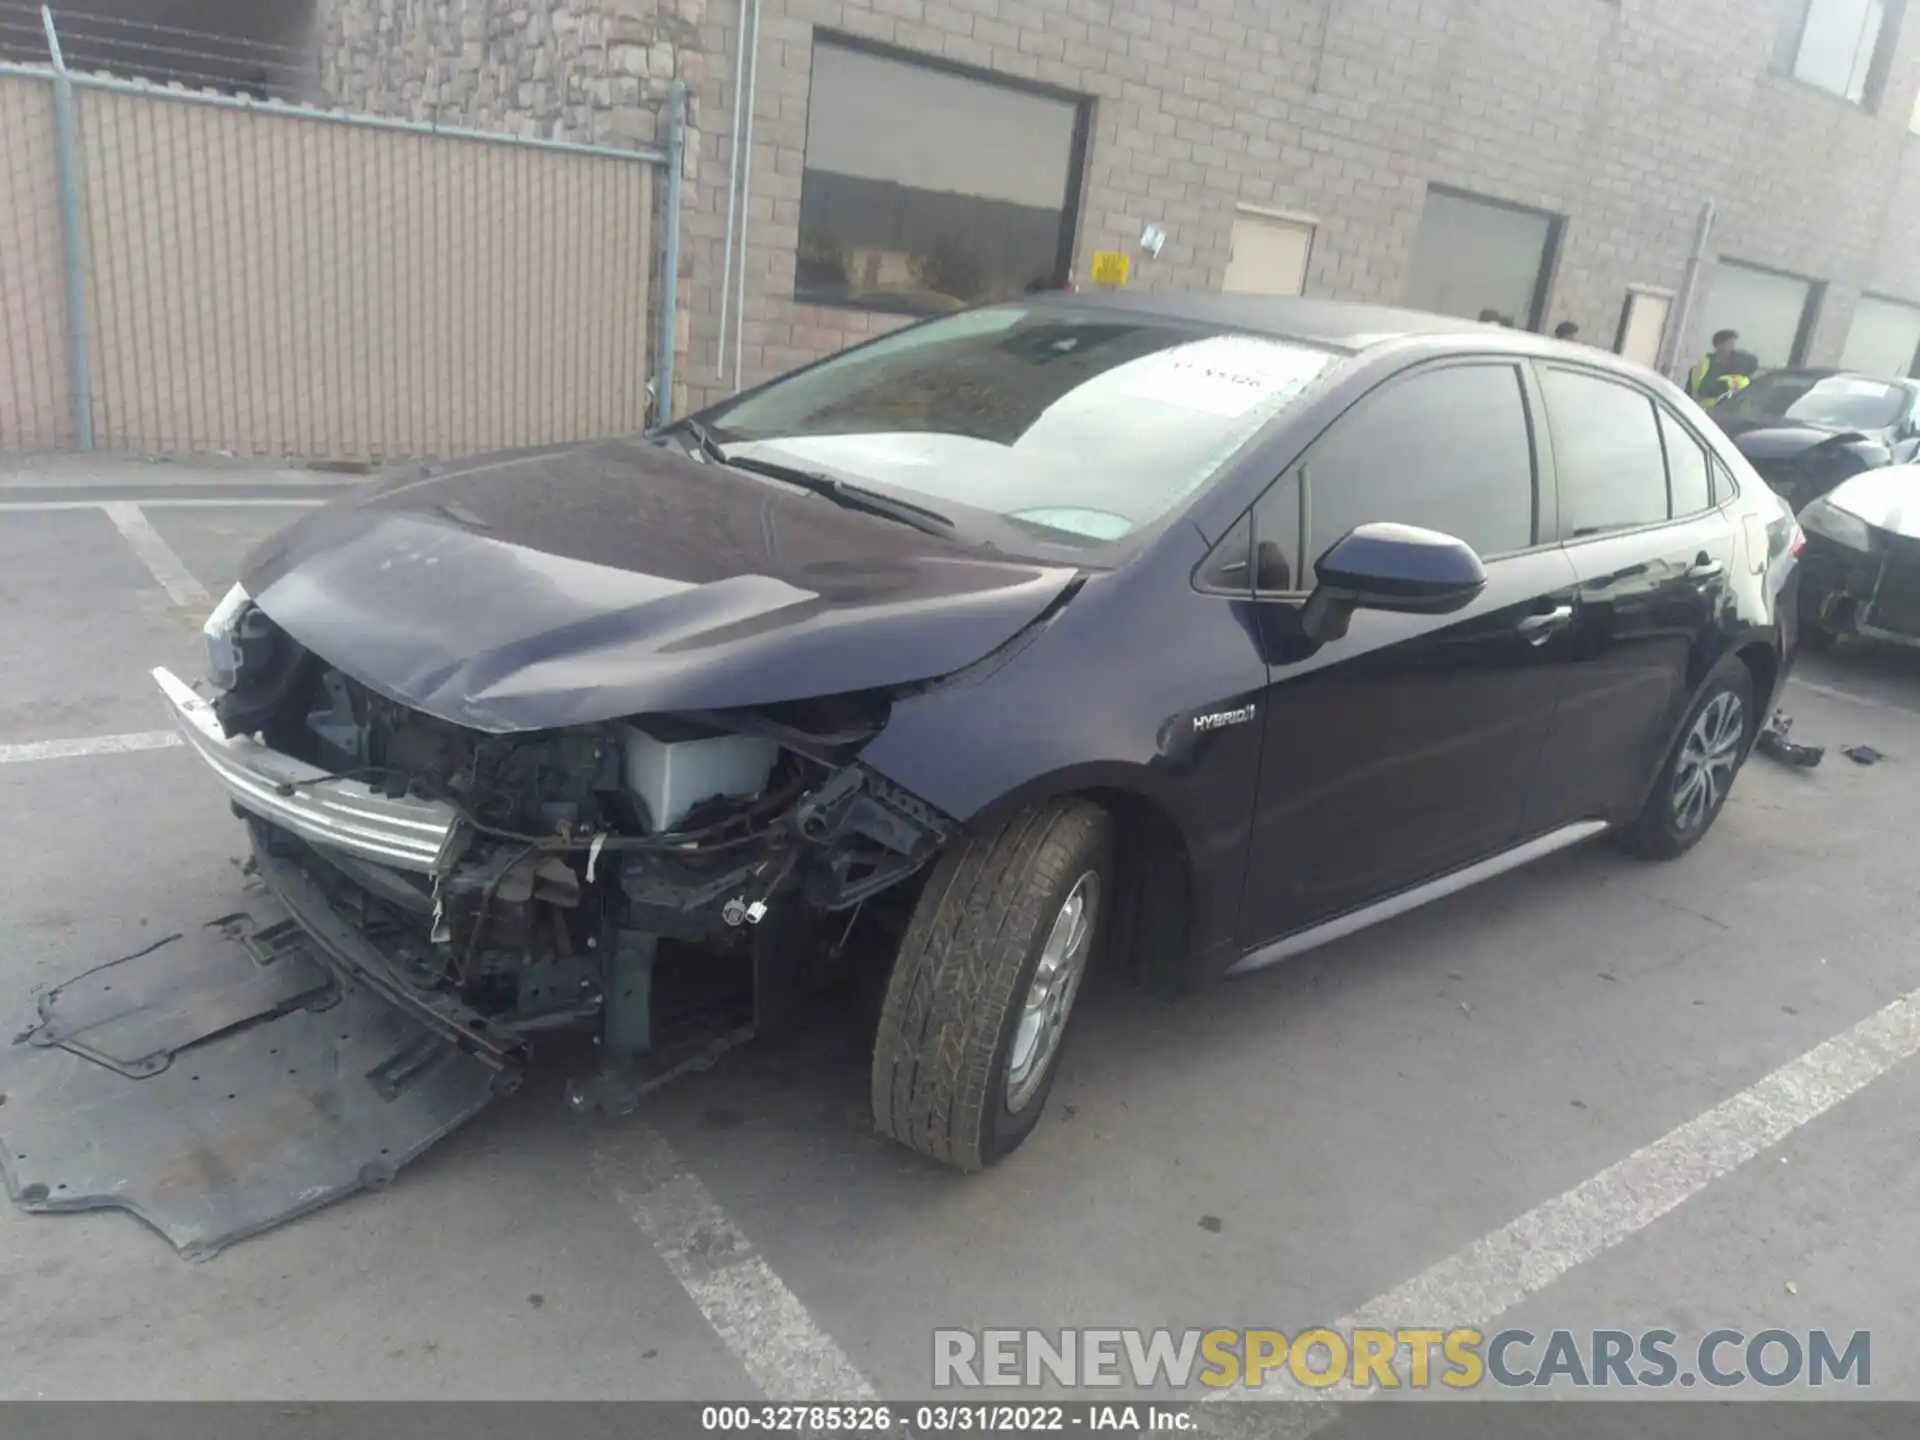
1301, 363, 1536, 565
1657, 405, 1714, 516
1541, 368, 1669, 537
1711, 456, 1739, 503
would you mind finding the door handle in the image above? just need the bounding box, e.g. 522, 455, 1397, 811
1687, 558, 1726, 583
1516, 605, 1574, 644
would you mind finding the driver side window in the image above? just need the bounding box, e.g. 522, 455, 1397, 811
1301, 363, 1538, 565
1211, 362, 1539, 598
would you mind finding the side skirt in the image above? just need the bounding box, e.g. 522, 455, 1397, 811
1224, 820, 1610, 978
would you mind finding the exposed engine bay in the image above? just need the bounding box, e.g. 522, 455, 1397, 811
197, 598, 954, 1089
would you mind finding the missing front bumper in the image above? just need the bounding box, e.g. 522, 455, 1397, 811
152, 666, 460, 873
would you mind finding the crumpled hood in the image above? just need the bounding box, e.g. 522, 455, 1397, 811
239, 439, 1080, 733
1713, 414, 1879, 460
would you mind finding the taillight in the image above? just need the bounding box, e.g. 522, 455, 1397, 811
1791, 524, 1806, 558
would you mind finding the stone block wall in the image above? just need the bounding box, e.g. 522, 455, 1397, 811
318, 0, 1920, 415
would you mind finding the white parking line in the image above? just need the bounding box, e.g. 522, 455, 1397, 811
102, 501, 211, 607
0, 498, 327, 512
590, 1128, 879, 1401
0, 468, 337, 489
1788, 676, 1905, 714
0, 730, 182, 764
1205, 984, 1920, 1425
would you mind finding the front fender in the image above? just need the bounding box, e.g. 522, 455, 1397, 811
859, 547, 1270, 970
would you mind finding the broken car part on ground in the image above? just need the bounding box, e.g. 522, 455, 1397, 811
2, 294, 1800, 1256
1755, 710, 1825, 769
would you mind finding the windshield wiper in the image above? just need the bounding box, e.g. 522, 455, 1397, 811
661, 415, 728, 465
722, 455, 957, 538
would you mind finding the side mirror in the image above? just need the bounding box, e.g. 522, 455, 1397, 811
1299, 522, 1488, 643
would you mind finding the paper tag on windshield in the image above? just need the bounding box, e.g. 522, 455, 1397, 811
1122, 336, 1328, 419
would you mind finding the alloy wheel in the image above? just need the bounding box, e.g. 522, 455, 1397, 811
1671, 691, 1745, 833
1005, 871, 1099, 1112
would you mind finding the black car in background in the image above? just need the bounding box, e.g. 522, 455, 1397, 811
1708, 368, 1920, 510
158, 296, 1803, 1181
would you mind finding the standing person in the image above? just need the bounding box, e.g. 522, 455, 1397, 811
1687, 329, 1758, 403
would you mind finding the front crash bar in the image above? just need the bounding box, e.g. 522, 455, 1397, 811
152, 667, 458, 874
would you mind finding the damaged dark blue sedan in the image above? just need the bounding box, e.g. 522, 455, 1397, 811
26, 294, 1803, 1252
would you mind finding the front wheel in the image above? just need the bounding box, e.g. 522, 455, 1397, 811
870, 799, 1112, 1171
1620, 658, 1754, 861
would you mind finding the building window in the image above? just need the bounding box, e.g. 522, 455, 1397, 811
2, 1, 315, 99
1774, 0, 1889, 105
1841, 295, 1920, 377
1694, 261, 1822, 370
1404, 187, 1563, 332
796, 38, 1089, 315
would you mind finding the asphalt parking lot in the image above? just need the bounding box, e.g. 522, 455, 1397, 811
3, 459, 1920, 1409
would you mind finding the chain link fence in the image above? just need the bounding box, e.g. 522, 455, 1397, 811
0, 2, 685, 462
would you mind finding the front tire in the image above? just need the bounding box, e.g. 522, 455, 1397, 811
870, 799, 1112, 1171
1620, 658, 1754, 861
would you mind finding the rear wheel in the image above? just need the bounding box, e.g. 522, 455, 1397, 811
1620, 658, 1754, 861
870, 799, 1111, 1171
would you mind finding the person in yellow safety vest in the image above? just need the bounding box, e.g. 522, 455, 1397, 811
1698, 372, 1752, 406
1687, 329, 1758, 405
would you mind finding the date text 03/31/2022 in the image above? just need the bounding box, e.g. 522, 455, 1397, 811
700, 1406, 1192, 1432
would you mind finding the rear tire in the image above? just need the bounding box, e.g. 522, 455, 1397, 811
1620, 658, 1754, 861
870, 799, 1111, 1171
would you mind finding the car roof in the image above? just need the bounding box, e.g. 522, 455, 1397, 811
1021, 291, 1681, 395
1033, 291, 1484, 350
1024, 291, 1662, 383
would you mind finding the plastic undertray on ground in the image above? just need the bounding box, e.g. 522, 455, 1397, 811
0, 910, 502, 1260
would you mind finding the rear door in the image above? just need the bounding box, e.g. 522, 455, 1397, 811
1522, 366, 1739, 830
1234, 359, 1583, 946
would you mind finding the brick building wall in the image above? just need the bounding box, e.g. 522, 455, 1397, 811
318, 0, 1920, 414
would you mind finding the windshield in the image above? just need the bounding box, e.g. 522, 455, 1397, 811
702, 304, 1339, 545
1722, 372, 1907, 430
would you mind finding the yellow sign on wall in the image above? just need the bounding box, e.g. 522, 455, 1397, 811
1090, 250, 1131, 287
